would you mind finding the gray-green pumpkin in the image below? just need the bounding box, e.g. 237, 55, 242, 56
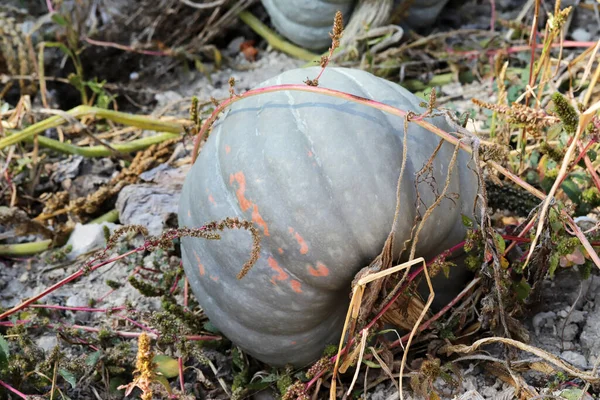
260, 0, 451, 51
178, 67, 477, 366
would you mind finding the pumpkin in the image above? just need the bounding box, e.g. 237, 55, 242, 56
261, 0, 355, 51
260, 0, 450, 51
400, 0, 450, 30
178, 67, 478, 367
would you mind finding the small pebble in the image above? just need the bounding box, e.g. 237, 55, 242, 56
532, 311, 556, 335
568, 310, 587, 325
36, 335, 58, 353
18, 271, 29, 283
561, 350, 587, 369
571, 28, 592, 42
560, 323, 579, 342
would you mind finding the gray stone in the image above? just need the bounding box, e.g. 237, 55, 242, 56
154, 91, 183, 109
580, 306, 600, 359
571, 28, 592, 42
480, 386, 499, 399
65, 293, 91, 322
560, 323, 579, 342
36, 335, 58, 353
51, 156, 83, 184
567, 310, 587, 325
139, 164, 188, 189
562, 341, 575, 351
532, 311, 556, 335
561, 350, 587, 369
18, 271, 29, 283
116, 184, 180, 236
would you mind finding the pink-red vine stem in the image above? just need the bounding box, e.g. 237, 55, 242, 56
191, 83, 544, 202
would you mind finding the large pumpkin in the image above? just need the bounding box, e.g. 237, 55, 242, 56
260, 0, 450, 51
178, 67, 478, 367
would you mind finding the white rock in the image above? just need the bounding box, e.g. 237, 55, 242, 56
36, 335, 58, 353
65, 222, 120, 260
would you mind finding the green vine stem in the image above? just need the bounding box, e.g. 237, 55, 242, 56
33, 132, 179, 157
238, 11, 319, 62
0, 105, 186, 150
90, 209, 119, 224
0, 239, 52, 256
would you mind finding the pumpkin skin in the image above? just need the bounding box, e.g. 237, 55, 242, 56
261, 0, 355, 51
178, 67, 477, 367
401, 0, 450, 30
260, 0, 450, 51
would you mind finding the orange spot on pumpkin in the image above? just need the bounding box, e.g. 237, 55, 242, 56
225, 145, 231, 154
208, 194, 216, 205
252, 204, 270, 236
194, 252, 206, 276
230, 171, 252, 211
290, 280, 302, 293
268, 257, 288, 285
288, 227, 308, 254
308, 262, 329, 277
278, 248, 284, 254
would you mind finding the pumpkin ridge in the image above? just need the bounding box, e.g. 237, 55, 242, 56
290, 78, 385, 264
275, 87, 370, 276
330, 68, 417, 246
213, 122, 245, 218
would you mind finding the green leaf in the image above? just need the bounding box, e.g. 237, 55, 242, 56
153, 355, 179, 379
461, 215, 473, 228
109, 376, 127, 395
492, 232, 506, 255
515, 279, 531, 301
561, 178, 581, 204
579, 262, 593, 280
559, 388, 584, 400
441, 263, 450, 278
549, 253, 560, 277
202, 321, 220, 334
0, 335, 9, 370
154, 374, 173, 395
231, 347, 245, 371
86, 350, 102, 367
43, 41, 76, 61
60, 368, 77, 388
51, 13, 68, 26
587, 149, 597, 162
361, 359, 381, 368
